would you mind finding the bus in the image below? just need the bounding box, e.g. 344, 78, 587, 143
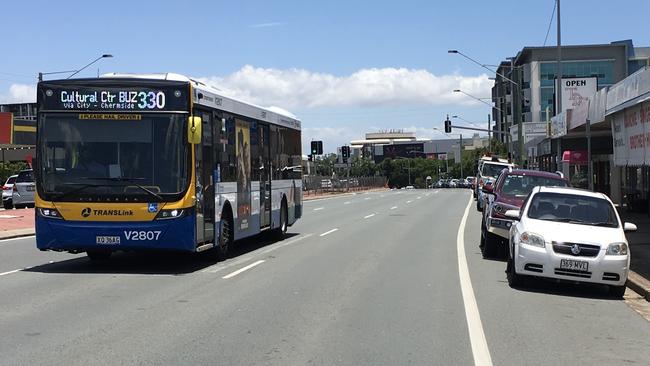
35, 73, 303, 260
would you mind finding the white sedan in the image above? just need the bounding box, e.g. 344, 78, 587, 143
505, 186, 636, 297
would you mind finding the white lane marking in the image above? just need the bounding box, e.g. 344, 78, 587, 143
203, 234, 314, 273
313, 207, 324, 211
222, 260, 266, 279
0, 235, 36, 244
417, 196, 422, 200
319, 228, 339, 237
344, 201, 351, 205
363, 213, 376, 219
380, 195, 385, 198
434, 190, 440, 194
425, 193, 431, 197
406, 200, 413, 204
0, 269, 22, 276
260, 233, 314, 254
390, 206, 397, 210
457, 193, 493, 366
364, 197, 371, 200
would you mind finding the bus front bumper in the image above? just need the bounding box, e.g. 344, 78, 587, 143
36, 215, 196, 253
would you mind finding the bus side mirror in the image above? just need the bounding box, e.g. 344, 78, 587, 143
188, 116, 202, 144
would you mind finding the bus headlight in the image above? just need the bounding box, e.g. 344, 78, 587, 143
155, 209, 186, 220
38, 208, 63, 219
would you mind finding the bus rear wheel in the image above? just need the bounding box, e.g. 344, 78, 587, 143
87, 250, 111, 261
215, 213, 232, 260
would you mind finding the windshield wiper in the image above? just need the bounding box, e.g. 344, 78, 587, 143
53, 183, 105, 201
586, 221, 617, 228
81, 177, 164, 201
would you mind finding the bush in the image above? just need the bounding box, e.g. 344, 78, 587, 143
0, 162, 28, 184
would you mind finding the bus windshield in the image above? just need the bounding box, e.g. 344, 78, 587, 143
38, 113, 190, 202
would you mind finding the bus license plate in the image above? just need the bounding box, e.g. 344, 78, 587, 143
560, 259, 588, 272
96, 236, 121, 245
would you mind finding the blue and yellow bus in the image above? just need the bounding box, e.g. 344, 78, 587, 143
35, 73, 302, 260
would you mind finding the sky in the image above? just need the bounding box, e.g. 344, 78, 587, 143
1, 0, 649, 153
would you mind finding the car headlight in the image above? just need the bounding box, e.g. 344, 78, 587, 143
37, 207, 63, 219
606, 242, 628, 256
519, 232, 545, 248
155, 209, 186, 220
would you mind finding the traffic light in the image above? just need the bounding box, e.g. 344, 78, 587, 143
341, 145, 350, 159
444, 118, 452, 133
311, 140, 323, 155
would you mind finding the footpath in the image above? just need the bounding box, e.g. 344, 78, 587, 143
619, 209, 650, 301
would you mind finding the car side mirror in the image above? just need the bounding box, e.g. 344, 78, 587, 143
504, 209, 520, 220
624, 222, 638, 232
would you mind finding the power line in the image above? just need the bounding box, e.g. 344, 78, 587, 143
542, 0, 557, 47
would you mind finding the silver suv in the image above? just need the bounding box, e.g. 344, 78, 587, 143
12, 169, 35, 208
2, 174, 18, 209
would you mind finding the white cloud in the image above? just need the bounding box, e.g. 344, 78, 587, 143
249, 22, 285, 28
301, 126, 360, 155
198, 65, 492, 110
0, 84, 36, 103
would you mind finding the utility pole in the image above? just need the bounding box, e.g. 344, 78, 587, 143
459, 134, 463, 179
487, 114, 492, 152
556, 0, 563, 172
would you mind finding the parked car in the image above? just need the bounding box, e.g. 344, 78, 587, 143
2, 174, 18, 209
480, 169, 568, 258
476, 158, 515, 211
449, 179, 458, 188
505, 186, 636, 298
12, 169, 35, 208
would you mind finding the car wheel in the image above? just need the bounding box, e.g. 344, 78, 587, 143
479, 218, 486, 250
87, 250, 111, 261
482, 230, 497, 259
2, 201, 12, 210
609, 285, 626, 298
506, 254, 524, 288
273, 200, 288, 240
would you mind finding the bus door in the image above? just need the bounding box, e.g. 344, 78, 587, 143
195, 111, 215, 244
259, 124, 272, 228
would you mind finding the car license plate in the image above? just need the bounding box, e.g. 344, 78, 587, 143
560, 259, 588, 272
96, 236, 120, 245
26, 186, 35, 191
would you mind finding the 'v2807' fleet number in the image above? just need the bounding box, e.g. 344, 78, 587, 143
124, 231, 162, 241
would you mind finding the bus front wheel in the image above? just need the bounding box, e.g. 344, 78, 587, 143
215, 212, 232, 260
273, 200, 288, 240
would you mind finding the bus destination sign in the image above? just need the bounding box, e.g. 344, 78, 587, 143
39, 85, 189, 112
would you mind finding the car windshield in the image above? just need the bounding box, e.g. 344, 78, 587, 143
501, 174, 567, 197
481, 163, 510, 178
527, 192, 619, 228
38, 113, 189, 202
16, 171, 34, 183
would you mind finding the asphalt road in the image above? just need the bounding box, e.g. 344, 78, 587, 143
1, 189, 650, 365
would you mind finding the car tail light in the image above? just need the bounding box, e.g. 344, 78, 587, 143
2, 185, 9, 191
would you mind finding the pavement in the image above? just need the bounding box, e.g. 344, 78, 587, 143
619, 208, 650, 301
2, 189, 650, 365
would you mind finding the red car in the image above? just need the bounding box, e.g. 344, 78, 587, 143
480, 169, 569, 258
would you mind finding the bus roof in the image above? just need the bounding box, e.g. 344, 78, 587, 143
100, 72, 301, 130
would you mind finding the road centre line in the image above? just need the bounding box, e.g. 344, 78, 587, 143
222, 260, 266, 279
406, 200, 413, 204
0, 266, 33, 277
363, 213, 376, 219
364, 197, 371, 200
457, 193, 493, 366
203, 234, 314, 273
344, 201, 351, 205
390, 206, 397, 210
417, 196, 422, 199
313, 207, 324, 211
319, 228, 339, 237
